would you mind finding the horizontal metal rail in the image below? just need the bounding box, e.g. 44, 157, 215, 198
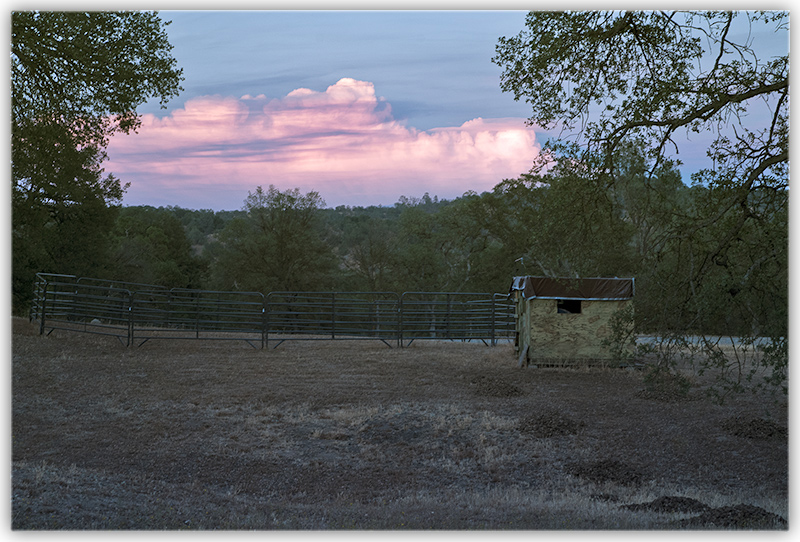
130, 289, 266, 348
30, 274, 515, 349
266, 291, 401, 348
31, 274, 133, 345
76, 276, 170, 292
492, 292, 517, 345
399, 292, 515, 347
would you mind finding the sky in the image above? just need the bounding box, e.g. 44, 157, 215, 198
101, 9, 790, 212
104, 10, 540, 211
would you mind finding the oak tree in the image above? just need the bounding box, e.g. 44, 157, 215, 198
11, 11, 184, 312
207, 185, 336, 293
493, 11, 788, 186
493, 11, 788, 398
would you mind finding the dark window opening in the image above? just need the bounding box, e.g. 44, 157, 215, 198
557, 299, 581, 314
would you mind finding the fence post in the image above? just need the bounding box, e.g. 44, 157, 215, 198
128, 291, 134, 347
446, 293, 451, 340
375, 297, 380, 336
331, 292, 336, 340
490, 294, 496, 346
261, 297, 267, 350
38, 280, 47, 336
398, 293, 404, 348
264, 293, 271, 349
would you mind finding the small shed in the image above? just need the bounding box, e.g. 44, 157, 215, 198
510, 276, 634, 367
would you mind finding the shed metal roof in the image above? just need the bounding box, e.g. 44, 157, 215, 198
510, 276, 635, 301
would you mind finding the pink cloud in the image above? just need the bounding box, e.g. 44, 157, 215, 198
105, 78, 540, 209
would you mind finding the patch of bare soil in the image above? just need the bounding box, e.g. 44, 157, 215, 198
721, 416, 787, 440
566, 459, 643, 486
11, 317, 788, 530
469, 375, 524, 398
679, 504, 788, 529
622, 496, 710, 514
518, 409, 585, 437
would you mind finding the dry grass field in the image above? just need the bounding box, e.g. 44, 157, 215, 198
11, 317, 788, 530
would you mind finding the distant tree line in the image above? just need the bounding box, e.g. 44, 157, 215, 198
15, 158, 786, 344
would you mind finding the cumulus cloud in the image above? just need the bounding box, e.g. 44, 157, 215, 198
105, 78, 540, 209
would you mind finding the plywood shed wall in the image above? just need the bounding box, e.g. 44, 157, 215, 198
510, 276, 634, 367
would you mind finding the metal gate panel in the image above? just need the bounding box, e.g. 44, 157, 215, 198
130, 289, 265, 347
31, 274, 132, 344
29, 274, 513, 349
265, 292, 400, 346
399, 292, 513, 346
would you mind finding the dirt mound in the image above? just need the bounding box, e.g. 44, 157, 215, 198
624, 498, 786, 529
680, 504, 787, 529
622, 496, 710, 514
636, 369, 695, 402
518, 410, 585, 437
470, 376, 524, 398
565, 459, 643, 486
721, 416, 787, 440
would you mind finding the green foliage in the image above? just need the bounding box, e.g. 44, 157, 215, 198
176, 208, 224, 247
206, 186, 336, 293
602, 303, 638, 367
760, 337, 788, 398
11, 119, 123, 312
11, 11, 183, 314
493, 9, 788, 400
336, 214, 398, 291
109, 206, 205, 288
393, 203, 449, 291
493, 11, 788, 178
12, 11, 183, 142
388, 193, 510, 293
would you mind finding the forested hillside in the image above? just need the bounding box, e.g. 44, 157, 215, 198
17, 155, 786, 349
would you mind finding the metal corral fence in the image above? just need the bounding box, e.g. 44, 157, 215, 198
399, 292, 514, 346
29, 273, 515, 348
266, 292, 401, 348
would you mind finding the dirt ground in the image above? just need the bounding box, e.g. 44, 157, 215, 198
11, 317, 788, 530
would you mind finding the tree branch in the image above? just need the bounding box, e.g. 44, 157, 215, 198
602, 78, 788, 150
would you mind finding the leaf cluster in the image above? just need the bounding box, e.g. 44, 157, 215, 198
205, 185, 336, 293
12, 11, 183, 145
493, 10, 788, 399
493, 11, 788, 181
11, 11, 184, 313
